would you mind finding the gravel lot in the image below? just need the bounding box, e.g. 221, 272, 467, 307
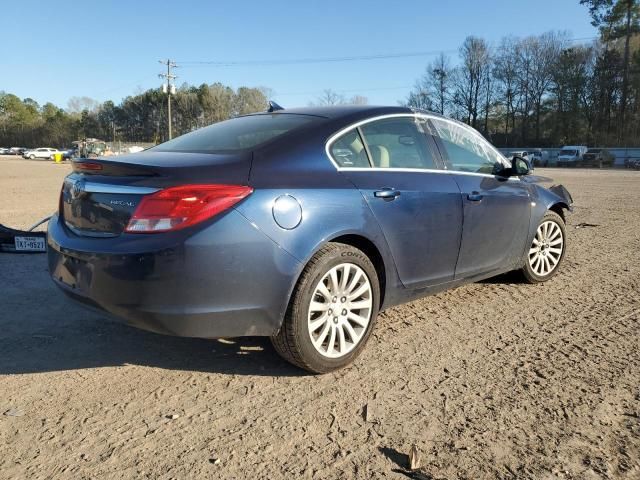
0, 155, 638, 479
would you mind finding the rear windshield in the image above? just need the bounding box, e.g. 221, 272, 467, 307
151, 114, 319, 153
586, 149, 601, 153
560, 149, 577, 156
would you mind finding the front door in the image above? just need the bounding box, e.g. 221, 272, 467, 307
428, 118, 532, 278
329, 116, 463, 288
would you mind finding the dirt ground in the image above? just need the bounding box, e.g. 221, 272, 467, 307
0, 155, 638, 479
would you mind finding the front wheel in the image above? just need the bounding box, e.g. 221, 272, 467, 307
520, 211, 567, 283
29, 154, 35, 159
271, 243, 380, 373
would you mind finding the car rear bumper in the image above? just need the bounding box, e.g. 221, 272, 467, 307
47, 210, 302, 338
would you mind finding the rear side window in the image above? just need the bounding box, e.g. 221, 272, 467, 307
152, 114, 319, 153
329, 130, 370, 168
359, 117, 437, 169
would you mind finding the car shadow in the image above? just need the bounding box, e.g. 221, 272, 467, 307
479, 270, 525, 284
0, 255, 304, 377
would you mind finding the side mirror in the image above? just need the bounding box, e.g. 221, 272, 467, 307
511, 156, 532, 176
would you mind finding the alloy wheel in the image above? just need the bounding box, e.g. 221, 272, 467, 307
307, 263, 373, 358
528, 220, 564, 277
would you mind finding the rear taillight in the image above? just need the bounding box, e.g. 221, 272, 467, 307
73, 161, 103, 172
125, 184, 252, 233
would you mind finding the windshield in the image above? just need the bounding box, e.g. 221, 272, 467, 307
560, 149, 577, 156
151, 114, 320, 153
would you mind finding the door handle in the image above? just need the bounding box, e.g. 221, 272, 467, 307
374, 188, 401, 200
467, 191, 483, 202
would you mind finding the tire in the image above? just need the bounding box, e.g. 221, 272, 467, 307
29, 154, 35, 159
520, 210, 567, 283
271, 243, 380, 374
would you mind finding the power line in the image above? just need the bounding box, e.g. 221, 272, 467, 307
177, 37, 599, 68
177, 49, 458, 67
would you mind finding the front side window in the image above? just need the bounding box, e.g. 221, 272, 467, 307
358, 117, 437, 169
430, 118, 508, 174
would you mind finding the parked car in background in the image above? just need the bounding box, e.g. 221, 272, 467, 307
581, 148, 615, 168
60, 147, 77, 160
557, 146, 588, 167
528, 149, 550, 167
0, 147, 10, 155
48, 105, 573, 373
9, 147, 28, 156
22, 147, 60, 160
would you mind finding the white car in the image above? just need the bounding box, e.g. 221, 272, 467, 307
557, 146, 588, 167
22, 147, 60, 160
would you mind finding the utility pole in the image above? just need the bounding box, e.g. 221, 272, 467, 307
158, 59, 177, 140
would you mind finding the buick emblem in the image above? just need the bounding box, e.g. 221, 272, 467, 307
71, 179, 85, 199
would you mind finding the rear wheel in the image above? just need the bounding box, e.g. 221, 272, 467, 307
271, 243, 380, 373
521, 211, 566, 283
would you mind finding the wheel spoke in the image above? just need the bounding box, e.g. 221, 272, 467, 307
349, 298, 372, 310
343, 321, 358, 343
347, 311, 369, 327
529, 246, 538, 255
309, 315, 328, 332
310, 301, 329, 313
337, 326, 347, 353
547, 247, 562, 255
316, 281, 332, 301
346, 269, 363, 295
314, 321, 331, 348
543, 256, 551, 273
327, 325, 337, 355
339, 264, 351, 291
550, 237, 563, 246
348, 282, 369, 300
329, 269, 340, 293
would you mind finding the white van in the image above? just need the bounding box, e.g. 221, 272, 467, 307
557, 146, 588, 167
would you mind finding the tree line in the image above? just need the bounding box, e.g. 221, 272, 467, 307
0, 84, 271, 148
406, 0, 640, 147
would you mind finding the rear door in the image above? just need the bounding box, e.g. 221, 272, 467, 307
428, 117, 532, 279
329, 115, 462, 288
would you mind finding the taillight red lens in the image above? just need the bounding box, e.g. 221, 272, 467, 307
125, 184, 253, 233
74, 162, 103, 171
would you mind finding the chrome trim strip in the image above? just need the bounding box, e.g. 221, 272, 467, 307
324, 112, 518, 181
83, 183, 160, 195
63, 178, 160, 195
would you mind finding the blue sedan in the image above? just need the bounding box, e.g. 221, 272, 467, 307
48, 105, 572, 373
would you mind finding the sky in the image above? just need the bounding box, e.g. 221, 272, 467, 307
2, 0, 598, 109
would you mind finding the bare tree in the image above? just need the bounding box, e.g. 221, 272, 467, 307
494, 37, 520, 143
452, 36, 492, 128
348, 95, 368, 105
317, 89, 345, 106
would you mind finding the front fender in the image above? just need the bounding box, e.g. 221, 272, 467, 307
522, 184, 573, 260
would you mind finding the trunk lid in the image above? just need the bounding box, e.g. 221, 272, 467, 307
61, 151, 251, 236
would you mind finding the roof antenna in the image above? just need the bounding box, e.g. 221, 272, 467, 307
267, 100, 284, 112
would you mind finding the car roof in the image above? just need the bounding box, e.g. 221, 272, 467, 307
257, 105, 413, 119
